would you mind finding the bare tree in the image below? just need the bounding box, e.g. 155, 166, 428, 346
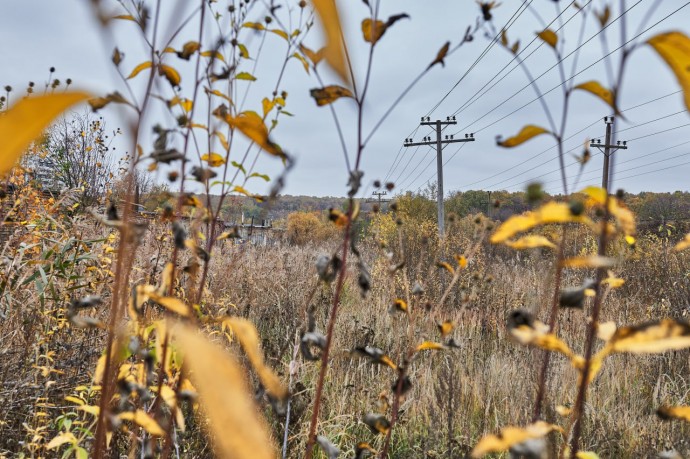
42, 110, 121, 208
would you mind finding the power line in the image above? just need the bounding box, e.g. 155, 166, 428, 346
489, 120, 690, 191
419, 90, 683, 193
384, 0, 534, 185
456, 0, 689, 137
424, 0, 535, 118
452, 0, 584, 119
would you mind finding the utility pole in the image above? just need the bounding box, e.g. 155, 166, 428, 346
366, 190, 391, 210
403, 116, 475, 237
590, 116, 628, 192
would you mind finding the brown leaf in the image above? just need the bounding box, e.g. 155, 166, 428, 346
428, 41, 450, 68
309, 85, 354, 106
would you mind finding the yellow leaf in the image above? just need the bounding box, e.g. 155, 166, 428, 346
597, 321, 617, 341
392, 298, 408, 313
362, 19, 386, 44
510, 323, 577, 363
201, 50, 225, 61
159, 385, 185, 431
574, 81, 618, 113
438, 320, 455, 338
471, 421, 563, 458
311, 0, 349, 83
242, 21, 265, 31
491, 201, 588, 243
504, 235, 556, 250
648, 32, 690, 111
454, 254, 468, 268
608, 319, 690, 354
602, 277, 625, 288
236, 71, 257, 81
64, 395, 85, 406
113, 14, 136, 22
147, 292, 192, 317
581, 186, 636, 237
159, 64, 181, 87
675, 233, 690, 251
127, 61, 153, 79
118, 409, 165, 436
46, 432, 78, 449
497, 125, 551, 148
561, 255, 616, 269
221, 317, 289, 402
555, 405, 572, 417
436, 261, 455, 275
173, 323, 275, 459
222, 111, 284, 159
262, 97, 275, 117
415, 341, 445, 351
292, 52, 310, 74
0, 92, 89, 176
269, 29, 289, 40
177, 41, 200, 60
577, 452, 601, 459
300, 45, 325, 66
202, 153, 226, 167
657, 405, 690, 422
309, 85, 354, 106
536, 29, 558, 48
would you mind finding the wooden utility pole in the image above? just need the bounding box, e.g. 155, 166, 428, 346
366, 190, 391, 205
403, 116, 475, 237
590, 116, 628, 192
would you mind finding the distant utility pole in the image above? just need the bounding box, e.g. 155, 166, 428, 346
366, 190, 391, 210
590, 116, 628, 192
403, 116, 475, 237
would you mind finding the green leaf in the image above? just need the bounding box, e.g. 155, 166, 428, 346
249, 172, 270, 182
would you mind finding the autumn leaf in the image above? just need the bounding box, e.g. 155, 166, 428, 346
222, 317, 289, 404
491, 201, 589, 243
236, 71, 257, 81
415, 341, 445, 351
221, 111, 285, 159
607, 319, 690, 354
428, 41, 450, 68
471, 421, 563, 458
127, 61, 152, 79
159, 64, 181, 87
536, 29, 558, 48
309, 85, 354, 106
0, 92, 89, 177
118, 409, 165, 436
147, 292, 192, 317
657, 405, 690, 422
596, 5, 610, 27
46, 432, 78, 450
504, 235, 557, 250
173, 324, 275, 458
311, 0, 349, 83
361, 14, 409, 44
675, 233, 690, 251
436, 261, 455, 275
300, 44, 326, 66
509, 316, 578, 363
581, 186, 636, 237
574, 81, 619, 114
438, 321, 455, 338
560, 256, 616, 269
497, 125, 551, 147
202, 153, 226, 167
648, 32, 690, 112
177, 41, 201, 60
201, 50, 225, 61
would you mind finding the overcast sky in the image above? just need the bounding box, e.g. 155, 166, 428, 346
2, 0, 689, 198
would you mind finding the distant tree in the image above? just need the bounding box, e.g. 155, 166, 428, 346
42, 110, 120, 208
